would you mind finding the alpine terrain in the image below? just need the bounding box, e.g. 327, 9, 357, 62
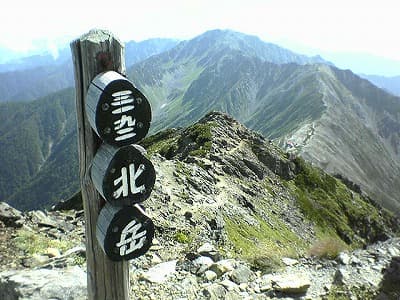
129, 29, 400, 214
0, 112, 399, 299
0, 29, 399, 218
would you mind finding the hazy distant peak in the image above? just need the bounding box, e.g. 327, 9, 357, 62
184, 29, 329, 66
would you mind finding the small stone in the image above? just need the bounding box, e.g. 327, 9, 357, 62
334, 268, 350, 285
23, 254, 50, 267
194, 256, 214, 268
210, 259, 235, 276
29, 211, 58, 228
388, 246, 399, 256
203, 283, 226, 299
260, 274, 273, 284
230, 265, 253, 284
205, 270, 218, 281
337, 252, 351, 265
0, 266, 86, 299
197, 242, 220, 261
149, 245, 164, 251
260, 283, 271, 292
372, 264, 382, 271
197, 242, 217, 254
151, 254, 162, 265
46, 247, 61, 258
225, 291, 242, 300
282, 257, 299, 266
220, 279, 239, 291
64, 245, 86, 257
140, 260, 177, 283
271, 274, 311, 294
367, 257, 375, 264
193, 256, 214, 274
259, 274, 273, 292
238, 283, 248, 291
253, 284, 261, 293
351, 256, 361, 266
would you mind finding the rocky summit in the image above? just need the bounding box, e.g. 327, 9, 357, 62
0, 112, 399, 299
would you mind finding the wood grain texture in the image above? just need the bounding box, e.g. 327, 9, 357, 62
70, 29, 129, 300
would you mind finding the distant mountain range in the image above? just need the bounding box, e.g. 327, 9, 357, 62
0, 38, 179, 103
0, 29, 399, 215
360, 74, 400, 97
0, 47, 71, 73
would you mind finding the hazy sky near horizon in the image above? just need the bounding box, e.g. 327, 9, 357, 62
1, 0, 399, 73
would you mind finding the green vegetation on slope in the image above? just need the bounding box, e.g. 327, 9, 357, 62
289, 157, 397, 246
0, 88, 78, 210
141, 121, 215, 159
141, 113, 398, 273
225, 214, 306, 271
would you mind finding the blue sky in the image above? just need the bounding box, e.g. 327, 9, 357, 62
1, 0, 399, 75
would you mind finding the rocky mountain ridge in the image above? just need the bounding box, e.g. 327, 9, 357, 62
1, 29, 399, 219
1, 112, 399, 299
129, 31, 400, 214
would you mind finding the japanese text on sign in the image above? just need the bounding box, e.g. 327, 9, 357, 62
111, 90, 136, 141
115, 219, 147, 256
113, 163, 145, 199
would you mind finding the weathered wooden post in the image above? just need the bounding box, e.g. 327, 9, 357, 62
71, 29, 129, 300
71, 29, 155, 299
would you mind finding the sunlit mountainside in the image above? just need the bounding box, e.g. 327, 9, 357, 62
0, 29, 399, 216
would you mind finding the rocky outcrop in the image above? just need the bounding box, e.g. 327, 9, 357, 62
0, 266, 86, 300
51, 192, 83, 211
1, 239, 399, 299
0, 202, 22, 227
128, 239, 400, 299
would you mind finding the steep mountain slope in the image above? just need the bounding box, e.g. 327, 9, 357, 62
282, 66, 400, 213
0, 88, 78, 210
140, 112, 399, 248
128, 29, 329, 130
129, 29, 329, 127
0, 38, 178, 103
128, 30, 400, 214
